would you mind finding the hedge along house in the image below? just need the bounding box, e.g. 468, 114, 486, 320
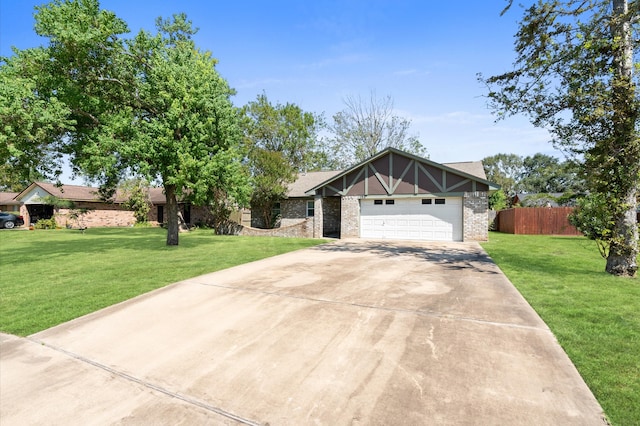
13, 182, 211, 228
277, 148, 499, 242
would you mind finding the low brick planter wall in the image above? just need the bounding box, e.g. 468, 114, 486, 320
227, 218, 314, 238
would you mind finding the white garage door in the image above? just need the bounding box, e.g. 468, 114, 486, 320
360, 198, 463, 241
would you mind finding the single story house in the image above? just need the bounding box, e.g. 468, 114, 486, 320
0, 192, 21, 213
256, 148, 499, 242
12, 182, 218, 228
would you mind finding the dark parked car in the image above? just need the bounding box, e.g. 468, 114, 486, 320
0, 212, 24, 229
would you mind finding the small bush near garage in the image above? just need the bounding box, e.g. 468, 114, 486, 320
481, 233, 639, 426
34, 218, 59, 229
0, 228, 326, 336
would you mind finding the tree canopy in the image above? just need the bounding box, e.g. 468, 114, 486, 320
483, 152, 583, 209
0, 48, 73, 188
2, 0, 250, 245
327, 91, 427, 168
482, 153, 524, 196
241, 93, 325, 228
521, 153, 583, 194
481, 0, 639, 276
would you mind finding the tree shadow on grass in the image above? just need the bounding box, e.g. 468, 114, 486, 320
1, 228, 174, 268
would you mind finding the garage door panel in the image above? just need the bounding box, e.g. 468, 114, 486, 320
360, 198, 462, 241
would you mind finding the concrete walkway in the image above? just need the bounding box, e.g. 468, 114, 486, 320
1, 240, 606, 425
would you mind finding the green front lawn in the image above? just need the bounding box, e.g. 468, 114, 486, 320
0, 227, 326, 336
2, 228, 637, 424
481, 233, 639, 426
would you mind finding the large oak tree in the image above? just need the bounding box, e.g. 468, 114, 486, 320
481, 0, 639, 276
2, 0, 249, 245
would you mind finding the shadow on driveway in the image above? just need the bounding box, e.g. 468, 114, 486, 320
315, 239, 501, 274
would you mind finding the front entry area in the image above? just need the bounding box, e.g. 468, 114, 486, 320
360, 197, 463, 241
25, 204, 54, 225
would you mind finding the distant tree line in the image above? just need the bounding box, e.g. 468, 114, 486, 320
482, 152, 585, 210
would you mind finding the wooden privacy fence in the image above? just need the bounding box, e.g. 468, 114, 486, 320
497, 207, 583, 235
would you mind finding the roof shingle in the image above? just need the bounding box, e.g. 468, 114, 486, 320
17, 182, 167, 204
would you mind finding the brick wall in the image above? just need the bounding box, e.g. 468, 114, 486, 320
281, 198, 309, 226
235, 218, 313, 238
54, 202, 136, 228
322, 197, 341, 237
463, 191, 489, 241
313, 196, 323, 238
340, 196, 360, 238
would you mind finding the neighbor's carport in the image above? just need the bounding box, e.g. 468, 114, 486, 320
0, 240, 605, 425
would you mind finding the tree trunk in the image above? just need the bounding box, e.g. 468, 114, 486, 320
164, 183, 179, 246
606, 186, 638, 276
606, 0, 638, 277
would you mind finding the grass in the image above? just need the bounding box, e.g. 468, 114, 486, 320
481, 232, 639, 426
2, 228, 638, 423
0, 227, 326, 336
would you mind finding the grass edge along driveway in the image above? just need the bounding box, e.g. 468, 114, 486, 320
481, 232, 639, 426
0, 227, 326, 337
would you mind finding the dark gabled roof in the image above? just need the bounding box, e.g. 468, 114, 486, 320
305, 147, 499, 196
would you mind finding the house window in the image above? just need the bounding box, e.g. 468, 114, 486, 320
374, 200, 383, 205
385, 199, 395, 205
307, 200, 314, 217
435, 199, 446, 205
272, 202, 281, 217
422, 199, 432, 205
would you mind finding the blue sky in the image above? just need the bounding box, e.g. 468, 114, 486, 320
1, 0, 560, 182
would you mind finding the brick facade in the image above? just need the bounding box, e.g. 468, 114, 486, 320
54, 203, 136, 228
340, 196, 360, 238
322, 197, 341, 237
313, 196, 323, 238
235, 218, 313, 238
281, 198, 310, 226
463, 191, 489, 241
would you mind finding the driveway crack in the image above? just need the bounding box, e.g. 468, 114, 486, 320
191, 281, 550, 333
25, 337, 264, 426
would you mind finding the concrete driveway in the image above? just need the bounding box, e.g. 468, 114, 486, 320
1, 240, 605, 425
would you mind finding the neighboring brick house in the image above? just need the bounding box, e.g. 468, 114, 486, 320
12, 182, 211, 228
0, 192, 21, 213
255, 148, 498, 242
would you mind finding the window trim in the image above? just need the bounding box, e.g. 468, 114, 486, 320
306, 200, 315, 217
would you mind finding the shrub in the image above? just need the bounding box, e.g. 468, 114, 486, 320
34, 218, 59, 229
